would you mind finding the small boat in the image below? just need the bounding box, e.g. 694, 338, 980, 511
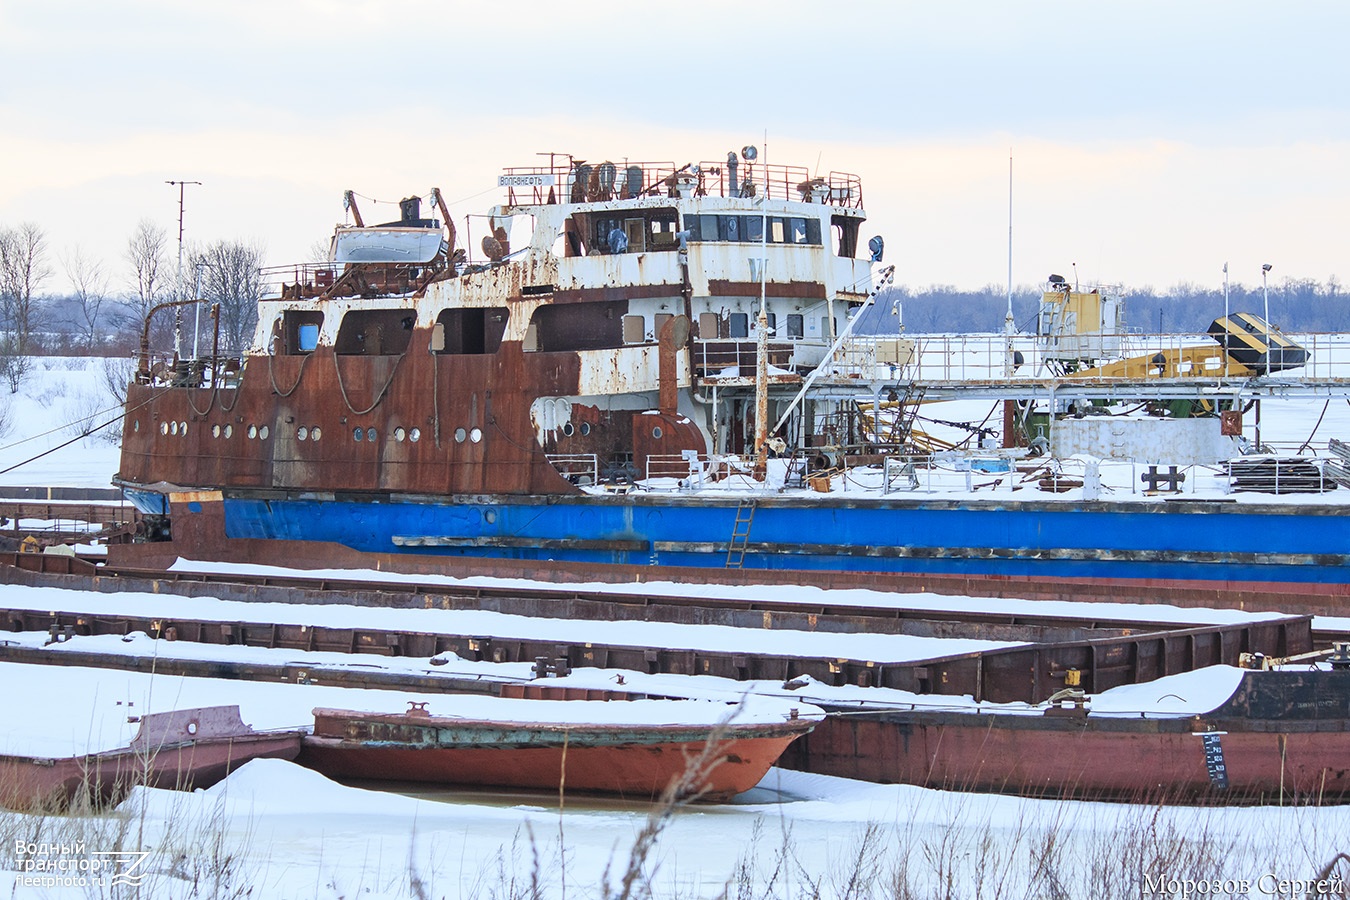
785, 664, 1350, 804
0, 705, 303, 811
300, 689, 822, 801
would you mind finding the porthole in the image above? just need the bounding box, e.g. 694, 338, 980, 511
652, 426, 663, 439
562, 422, 574, 437
259, 425, 269, 440
160, 422, 169, 436
484, 509, 497, 524
469, 427, 483, 444
133, 420, 140, 433
247, 425, 258, 440
353, 426, 363, 442
297, 426, 309, 441
172, 421, 181, 436
409, 427, 420, 443
366, 427, 377, 442
179, 421, 187, 435
454, 427, 466, 443
212, 424, 221, 438
311, 426, 322, 441
394, 426, 406, 442
579, 422, 591, 436
224, 424, 233, 439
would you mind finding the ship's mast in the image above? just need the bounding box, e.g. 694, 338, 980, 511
751, 145, 769, 479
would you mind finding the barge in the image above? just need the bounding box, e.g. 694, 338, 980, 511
300, 691, 821, 801
784, 661, 1350, 804
0, 705, 301, 811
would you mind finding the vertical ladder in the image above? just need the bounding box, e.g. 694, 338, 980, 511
725, 499, 757, 568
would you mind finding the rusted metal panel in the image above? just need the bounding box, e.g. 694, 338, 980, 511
7, 603, 1306, 703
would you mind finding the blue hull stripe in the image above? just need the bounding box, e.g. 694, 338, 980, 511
218, 496, 1350, 585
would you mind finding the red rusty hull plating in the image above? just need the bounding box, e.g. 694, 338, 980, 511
0, 734, 301, 811
784, 669, 1350, 803
792, 716, 1350, 803
299, 708, 815, 801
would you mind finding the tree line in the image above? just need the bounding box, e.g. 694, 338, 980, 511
0, 220, 262, 392
857, 276, 1349, 335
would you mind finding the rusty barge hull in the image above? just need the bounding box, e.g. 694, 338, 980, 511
300, 707, 815, 801
782, 669, 1350, 804
0, 706, 301, 811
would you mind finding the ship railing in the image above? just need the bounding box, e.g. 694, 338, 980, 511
1223, 452, 1339, 495
693, 340, 795, 377
498, 159, 863, 209
136, 349, 243, 390
890, 330, 1350, 383
259, 259, 446, 302
641, 453, 769, 490
259, 263, 340, 300
546, 453, 600, 487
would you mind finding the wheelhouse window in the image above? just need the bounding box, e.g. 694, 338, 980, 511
832, 215, 860, 258
567, 209, 679, 257
728, 312, 749, 338
432, 307, 508, 355
689, 214, 820, 245
334, 309, 416, 355
786, 314, 804, 338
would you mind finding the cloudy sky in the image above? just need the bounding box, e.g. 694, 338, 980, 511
2, 1, 1346, 295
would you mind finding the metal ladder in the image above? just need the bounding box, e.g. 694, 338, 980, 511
725, 499, 757, 568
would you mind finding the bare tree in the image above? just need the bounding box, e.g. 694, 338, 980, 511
64, 245, 109, 352
123, 218, 170, 351
0, 222, 52, 391
195, 240, 263, 354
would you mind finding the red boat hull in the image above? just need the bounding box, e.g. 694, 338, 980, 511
0, 706, 302, 811
300, 708, 815, 801
791, 715, 1350, 803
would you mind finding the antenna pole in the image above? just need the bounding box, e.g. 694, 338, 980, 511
166, 179, 202, 360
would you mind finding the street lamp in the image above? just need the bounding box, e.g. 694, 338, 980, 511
1262, 263, 1273, 327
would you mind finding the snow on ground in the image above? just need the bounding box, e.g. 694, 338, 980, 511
0, 357, 124, 489
3, 755, 1348, 899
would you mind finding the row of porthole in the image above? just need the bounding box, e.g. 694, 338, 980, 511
559, 422, 593, 437
150, 419, 486, 446
199, 423, 273, 440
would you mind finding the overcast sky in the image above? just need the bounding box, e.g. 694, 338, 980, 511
2, 1, 1346, 295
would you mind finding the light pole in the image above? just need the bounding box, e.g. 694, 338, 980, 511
166, 179, 202, 360
1223, 262, 1230, 376
1262, 263, 1273, 327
